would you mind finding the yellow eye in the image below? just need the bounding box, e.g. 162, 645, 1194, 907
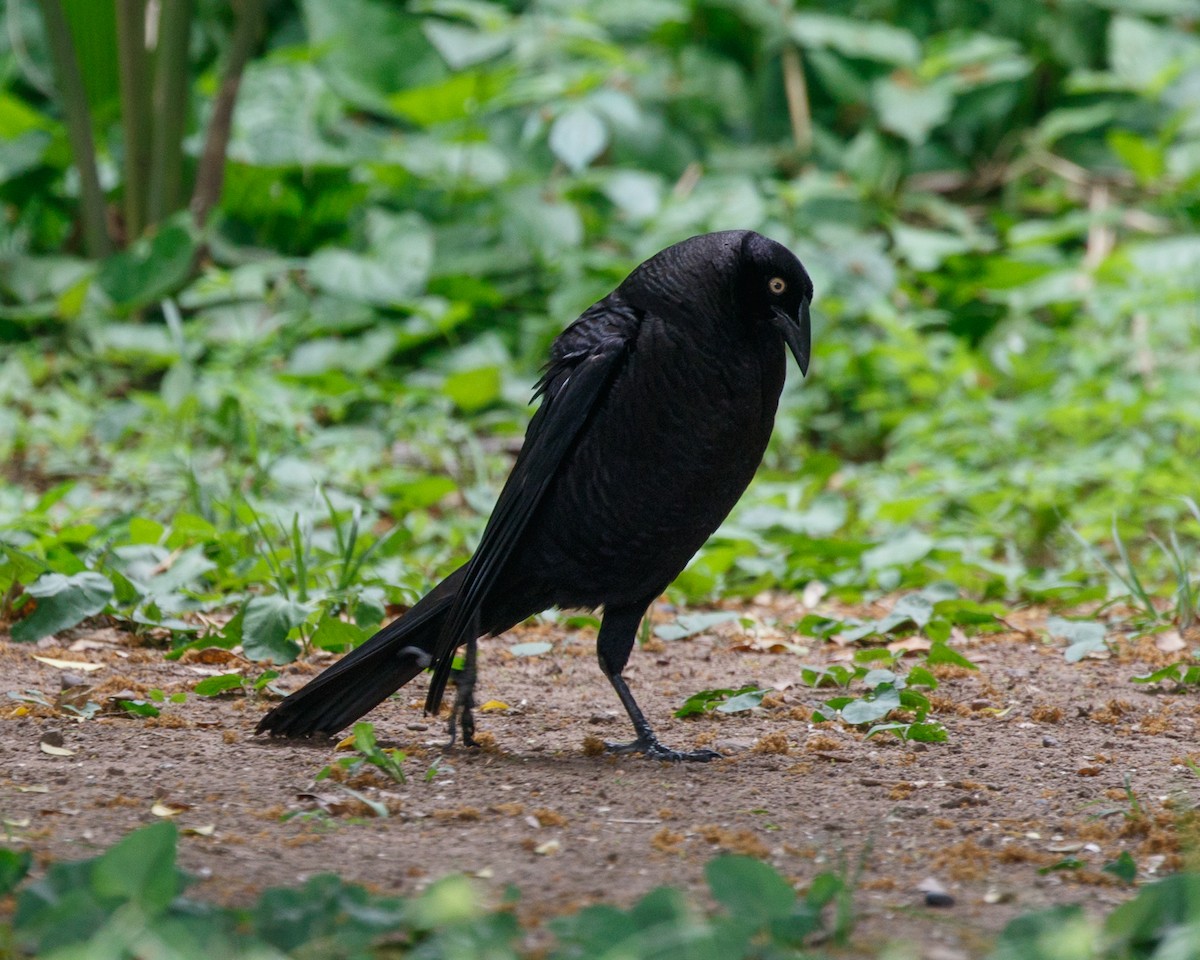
768, 277, 786, 295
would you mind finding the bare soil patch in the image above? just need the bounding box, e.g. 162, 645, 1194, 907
2, 602, 1198, 957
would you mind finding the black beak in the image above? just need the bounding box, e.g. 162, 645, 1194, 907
771, 301, 811, 377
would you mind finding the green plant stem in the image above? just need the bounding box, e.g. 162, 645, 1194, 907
115, 0, 152, 240
191, 0, 265, 228
35, 0, 113, 257
148, 0, 194, 224
781, 43, 812, 156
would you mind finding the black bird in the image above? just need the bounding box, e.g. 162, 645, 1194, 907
257, 230, 813, 761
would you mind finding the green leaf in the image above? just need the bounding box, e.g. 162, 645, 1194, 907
11, 571, 114, 643
287, 329, 399, 376
790, 13, 920, 65
307, 210, 434, 306
254, 670, 281, 692
1107, 130, 1165, 185
0, 130, 52, 182
1045, 616, 1107, 663
422, 21, 511, 70
96, 222, 196, 311
1102, 851, 1137, 884
873, 76, 953, 144
877, 593, 934, 630
509, 641, 553, 657
861, 531, 934, 571
119, 700, 161, 718
901, 721, 948, 742
926, 642, 979, 670
1104, 874, 1200, 958
654, 611, 740, 641
675, 685, 761, 719
193, 674, 247, 696
311, 613, 367, 653
302, 0, 444, 111
92, 821, 181, 915
706, 856, 795, 925
443, 367, 502, 413
715, 688, 767, 714
389, 69, 509, 126
1109, 14, 1200, 93
549, 107, 608, 173
241, 595, 308, 664
1132, 662, 1200, 686
840, 685, 900, 724
991, 905, 1094, 960
0, 848, 32, 896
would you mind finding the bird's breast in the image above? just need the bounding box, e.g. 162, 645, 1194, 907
527, 321, 786, 606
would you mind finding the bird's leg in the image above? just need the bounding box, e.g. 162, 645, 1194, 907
447, 637, 478, 748
597, 606, 720, 763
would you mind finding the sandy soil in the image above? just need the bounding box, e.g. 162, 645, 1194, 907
2, 600, 1198, 958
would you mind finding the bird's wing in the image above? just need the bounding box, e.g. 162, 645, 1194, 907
424, 306, 638, 710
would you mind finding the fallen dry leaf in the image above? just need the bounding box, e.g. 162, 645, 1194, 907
888, 637, 932, 654
32, 656, 104, 672
180, 647, 245, 665
39, 742, 76, 757
1155, 630, 1186, 653
68, 639, 115, 652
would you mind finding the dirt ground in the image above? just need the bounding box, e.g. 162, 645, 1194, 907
2, 599, 1198, 958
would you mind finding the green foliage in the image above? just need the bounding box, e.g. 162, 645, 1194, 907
1046, 615, 1110, 663
675, 684, 769, 719
5, 826, 1200, 957
802, 646, 950, 741
3, 0, 1199, 641
9, 570, 113, 643
317, 721, 407, 785
1132, 659, 1200, 688
655, 611, 742, 641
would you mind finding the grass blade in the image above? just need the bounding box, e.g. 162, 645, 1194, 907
1111, 516, 1155, 616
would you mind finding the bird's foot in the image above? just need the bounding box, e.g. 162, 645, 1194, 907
604, 737, 721, 763
444, 705, 478, 750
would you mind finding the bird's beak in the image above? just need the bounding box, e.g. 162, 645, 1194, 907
771, 301, 811, 377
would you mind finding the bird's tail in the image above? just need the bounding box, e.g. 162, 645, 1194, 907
255, 569, 463, 738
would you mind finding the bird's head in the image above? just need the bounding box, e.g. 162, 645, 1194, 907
737, 231, 814, 376
619, 230, 814, 374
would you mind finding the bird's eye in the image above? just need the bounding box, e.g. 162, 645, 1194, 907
768, 277, 786, 295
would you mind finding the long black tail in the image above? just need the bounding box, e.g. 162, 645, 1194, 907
255, 568, 464, 737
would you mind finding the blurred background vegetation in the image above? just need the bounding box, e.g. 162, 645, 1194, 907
1, 0, 1199, 658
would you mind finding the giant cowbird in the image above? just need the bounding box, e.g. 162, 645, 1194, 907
257, 230, 813, 761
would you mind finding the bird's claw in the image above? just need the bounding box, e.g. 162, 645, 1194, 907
445, 703, 478, 750
604, 737, 721, 763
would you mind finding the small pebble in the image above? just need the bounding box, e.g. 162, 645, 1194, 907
925, 891, 956, 908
